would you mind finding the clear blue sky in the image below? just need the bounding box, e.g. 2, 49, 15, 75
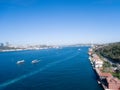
0, 0, 120, 45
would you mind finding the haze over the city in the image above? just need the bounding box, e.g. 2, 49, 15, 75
0, 0, 120, 45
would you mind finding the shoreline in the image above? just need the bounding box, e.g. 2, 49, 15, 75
88, 47, 120, 90
0, 47, 62, 53
88, 56, 104, 90
0, 48, 49, 53
88, 55, 108, 90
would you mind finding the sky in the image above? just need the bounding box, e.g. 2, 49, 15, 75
0, 0, 120, 45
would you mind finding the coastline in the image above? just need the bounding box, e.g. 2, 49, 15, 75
0, 48, 48, 53
88, 47, 120, 90
0, 46, 62, 53
88, 53, 108, 90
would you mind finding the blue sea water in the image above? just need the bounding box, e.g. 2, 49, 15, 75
0, 47, 103, 90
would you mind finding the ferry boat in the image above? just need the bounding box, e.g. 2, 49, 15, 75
31, 60, 40, 64
16, 60, 25, 64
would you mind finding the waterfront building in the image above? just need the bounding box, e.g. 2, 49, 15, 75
89, 48, 93, 52
106, 77, 120, 90
96, 68, 112, 79
91, 54, 103, 68
94, 61, 103, 68
89, 48, 120, 90
0, 43, 4, 47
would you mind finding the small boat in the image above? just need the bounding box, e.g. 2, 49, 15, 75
31, 60, 40, 64
97, 80, 101, 84
78, 48, 81, 51
16, 60, 25, 64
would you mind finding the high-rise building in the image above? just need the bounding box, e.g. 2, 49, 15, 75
0, 43, 4, 47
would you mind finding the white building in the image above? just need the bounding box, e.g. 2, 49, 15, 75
94, 60, 103, 68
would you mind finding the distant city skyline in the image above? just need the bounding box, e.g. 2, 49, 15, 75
0, 0, 120, 45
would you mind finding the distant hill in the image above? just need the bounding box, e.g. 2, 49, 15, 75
95, 42, 120, 62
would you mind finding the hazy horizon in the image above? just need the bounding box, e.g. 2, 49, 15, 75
0, 0, 120, 45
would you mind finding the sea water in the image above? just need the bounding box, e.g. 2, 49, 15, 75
0, 47, 103, 90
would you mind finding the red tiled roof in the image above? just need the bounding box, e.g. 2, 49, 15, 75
100, 73, 112, 77
107, 77, 120, 90
107, 77, 120, 84
96, 68, 112, 77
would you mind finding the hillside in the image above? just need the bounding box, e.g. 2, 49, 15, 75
95, 42, 120, 62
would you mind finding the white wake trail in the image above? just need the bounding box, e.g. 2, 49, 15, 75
0, 53, 78, 89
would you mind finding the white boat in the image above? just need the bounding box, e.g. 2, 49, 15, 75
31, 60, 40, 64
97, 80, 101, 84
78, 48, 81, 51
16, 60, 25, 64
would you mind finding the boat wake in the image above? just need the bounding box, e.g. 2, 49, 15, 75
0, 53, 79, 89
